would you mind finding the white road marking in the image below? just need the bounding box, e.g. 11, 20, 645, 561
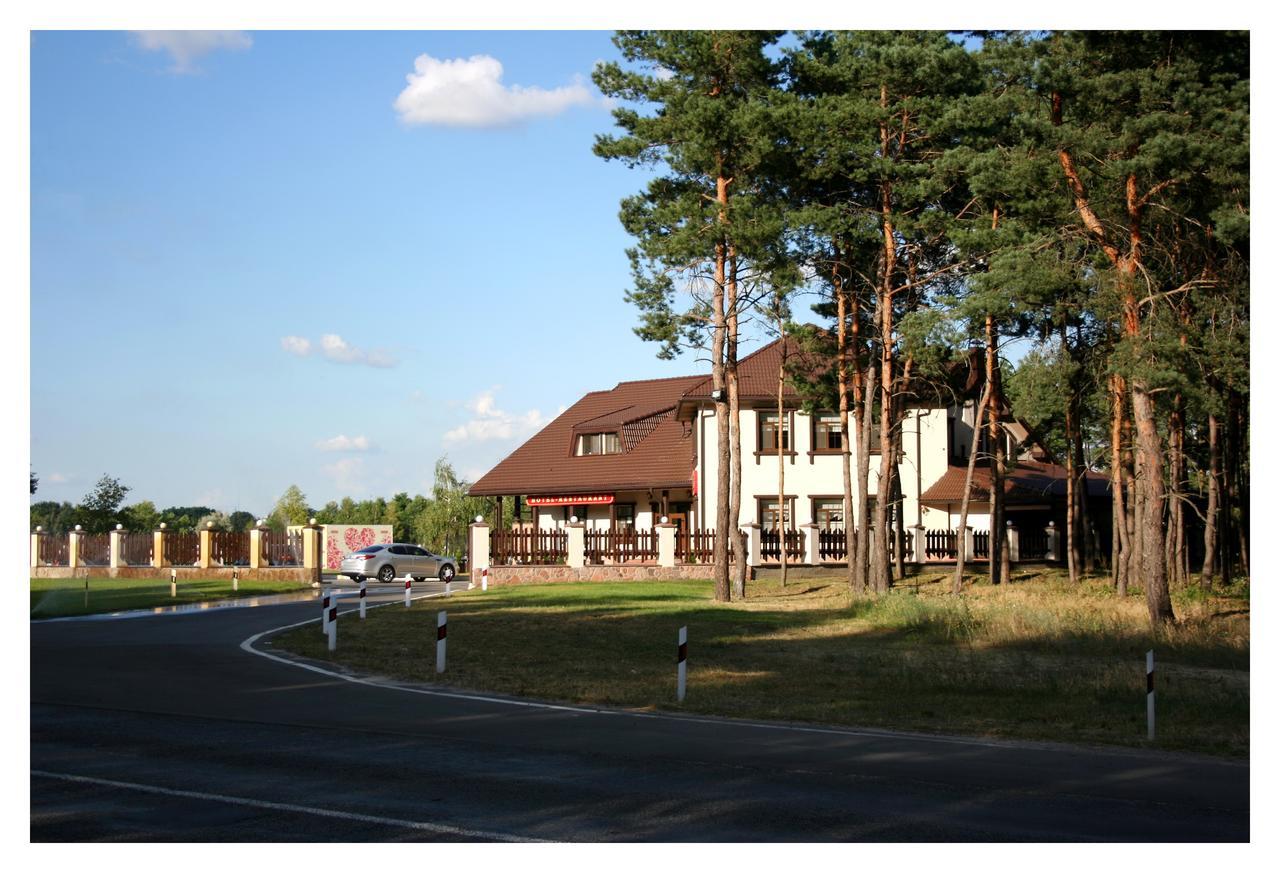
31, 769, 547, 842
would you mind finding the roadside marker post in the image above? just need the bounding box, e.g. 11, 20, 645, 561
445, 577, 452, 597
359, 579, 367, 619
436, 611, 447, 674
481, 567, 488, 592
321, 590, 332, 636
677, 626, 687, 702
170, 569, 177, 598
232, 570, 239, 592
1147, 650, 1156, 741
327, 597, 338, 652
404, 574, 412, 608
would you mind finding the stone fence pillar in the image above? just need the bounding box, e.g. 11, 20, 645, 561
152, 524, 166, 568
963, 526, 975, 562
802, 522, 819, 566
746, 522, 763, 567
911, 524, 925, 563
31, 527, 43, 569
68, 526, 83, 570
110, 525, 124, 569
656, 523, 677, 568
199, 524, 214, 570
565, 521, 586, 569
1046, 522, 1060, 562
249, 521, 267, 570
303, 520, 322, 584
469, 520, 491, 580
1006, 522, 1020, 563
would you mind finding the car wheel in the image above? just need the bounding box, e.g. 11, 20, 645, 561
439, 564, 455, 583
413, 576, 426, 584
377, 565, 396, 583
354, 575, 365, 582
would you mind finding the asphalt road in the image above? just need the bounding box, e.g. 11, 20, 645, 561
31, 584, 1249, 842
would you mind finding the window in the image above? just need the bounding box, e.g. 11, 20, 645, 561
759, 498, 792, 530
758, 412, 790, 451
813, 499, 845, 530
812, 414, 843, 452
577, 432, 621, 456
613, 504, 635, 529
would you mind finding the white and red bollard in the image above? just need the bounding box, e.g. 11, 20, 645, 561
1147, 650, 1156, 741
404, 573, 413, 608
321, 589, 332, 636
677, 626, 688, 702
327, 596, 338, 652
436, 611, 447, 673
232, 569, 239, 592
481, 567, 488, 592
359, 578, 367, 619
170, 569, 177, 598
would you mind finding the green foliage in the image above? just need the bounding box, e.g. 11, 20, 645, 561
79, 475, 131, 533
122, 500, 160, 532
30, 500, 78, 534
268, 484, 310, 530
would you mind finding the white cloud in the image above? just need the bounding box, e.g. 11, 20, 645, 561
394, 53, 598, 128
443, 388, 550, 443
316, 434, 373, 452
281, 333, 398, 368
322, 457, 365, 491
281, 335, 311, 357
47, 472, 69, 484
132, 31, 252, 74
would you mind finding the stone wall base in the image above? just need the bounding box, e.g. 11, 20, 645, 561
485, 564, 745, 586
30, 566, 318, 584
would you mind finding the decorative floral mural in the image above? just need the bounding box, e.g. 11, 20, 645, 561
323, 525, 394, 571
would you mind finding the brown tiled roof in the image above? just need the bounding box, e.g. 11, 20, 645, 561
920, 460, 1111, 504
682, 336, 815, 402
468, 375, 705, 497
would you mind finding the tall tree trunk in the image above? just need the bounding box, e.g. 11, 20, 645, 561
1064, 391, 1079, 584
728, 256, 746, 601
777, 304, 788, 589
711, 177, 731, 603
1133, 384, 1174, 624
1111, 373, 1132, 597
836, 268, 858, 593
953, 379, 993, 594
856, 360, 877, 594
1199, 412, 1220, 590
872, 87, 896, 596
1074, 428, 1096, 573
985, 316, 1005, 586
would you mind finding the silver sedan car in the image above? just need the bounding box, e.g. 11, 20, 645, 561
340, 543, 458, 584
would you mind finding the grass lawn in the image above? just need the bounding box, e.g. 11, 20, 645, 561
30, 576, 315, 619
271, 569, 1249, 757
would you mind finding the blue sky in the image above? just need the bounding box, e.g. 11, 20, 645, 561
31, 30, 750, 514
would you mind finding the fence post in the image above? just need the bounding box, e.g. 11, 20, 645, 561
802, 522, 819, 566
656, 521, 677, 567
963, 526, 975, 562
68, 526, 82, 570
153, 523, 167, 569
303, 518, 321, 585
1045, 521, 1060, 562
747, 522, 763, 567
911, 524, 925, 563
31, 527, 43, 569
249, 520, 267, 570
565, 520, 586, 569
199, 523, 213, 570
469, 519, 490, 587
1006, 521, 1019, 563
110, 524, 124, 569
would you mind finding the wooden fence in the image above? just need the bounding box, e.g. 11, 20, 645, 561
584, 528, 658, 564
78, 534, 111, 566
972, 530, 990, 560
209, 531, 251, 566
263, 530, 304, 566
1020, 527, 1050, 560
492, 528, 568, 565
677, 529, 737, 564
924, 529, 958, 561
760, 528, 805, 562
166, 532, 200, 566
121, 532, 153, 566
817, 528, 848, 561
36, 536, 69, 567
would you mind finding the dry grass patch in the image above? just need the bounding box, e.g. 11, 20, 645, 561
272, 570, 1248, 757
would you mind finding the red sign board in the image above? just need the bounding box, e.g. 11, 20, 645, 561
526, 494, 615, 507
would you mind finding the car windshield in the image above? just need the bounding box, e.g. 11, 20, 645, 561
355, 546, 384, 554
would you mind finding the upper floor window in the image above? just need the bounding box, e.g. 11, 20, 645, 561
577, 432, 621, 456
758, 412, 791, 451
812, 413, 843, 452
